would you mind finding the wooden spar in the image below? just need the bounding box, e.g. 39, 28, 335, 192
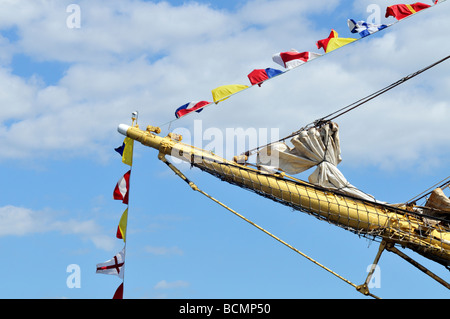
118, 124, 450, 268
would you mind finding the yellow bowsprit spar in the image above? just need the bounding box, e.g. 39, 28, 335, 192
118, 122, 450, 298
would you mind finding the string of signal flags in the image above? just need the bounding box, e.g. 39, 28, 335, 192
95, 113, 136, 299
158, 1, 446, 128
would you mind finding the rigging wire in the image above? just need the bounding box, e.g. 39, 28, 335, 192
318, 54, 450, 123
406, 175, 450, 205
156, 0, 448, 131
243, 54, 450, 157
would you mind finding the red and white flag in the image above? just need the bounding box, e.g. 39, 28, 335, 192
272, 50, 321, 69
96, 248, 125, 279
113, 170, 131, 204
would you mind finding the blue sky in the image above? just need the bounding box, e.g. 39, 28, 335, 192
0, 0, 449, 299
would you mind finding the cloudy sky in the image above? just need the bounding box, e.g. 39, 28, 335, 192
0, 0, 449, 300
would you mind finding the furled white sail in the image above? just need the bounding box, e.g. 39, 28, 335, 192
257, 122, 376, 202
424, 187, 450, 220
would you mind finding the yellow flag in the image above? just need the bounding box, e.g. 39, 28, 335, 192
116, 208, 128, 242
211, 84, 249, 103
122, 137, 134, 166
326, 37, 356, 53
317, 30, 356, 53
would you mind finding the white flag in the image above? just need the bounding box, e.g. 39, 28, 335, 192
96, 248, 125, 279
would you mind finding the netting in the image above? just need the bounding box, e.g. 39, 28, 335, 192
186, 150, 450, 269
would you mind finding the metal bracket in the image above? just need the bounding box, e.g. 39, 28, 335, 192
385, 242, 450, 290
355, 240, 386, 299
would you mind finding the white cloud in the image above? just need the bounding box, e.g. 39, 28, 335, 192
144, 245, 184, 256
0, 205, 48, 236
154, 279, 190, 289
0, 0, 448, 171
5, 0, 237, 64
0, 68, 38, 122
0, 205, 116, 251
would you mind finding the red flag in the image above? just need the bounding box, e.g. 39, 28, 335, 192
316, 30, 337, 52
113, 283, 124, 299
385, 2, 430, 20
116, 226, 123, 240
247, 68, 283, 86
113, 170, 131, 204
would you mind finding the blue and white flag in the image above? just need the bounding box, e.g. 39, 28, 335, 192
347, 19, 389, 38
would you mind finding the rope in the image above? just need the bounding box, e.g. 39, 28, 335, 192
244, 54, 450, 157
319, 54, 450, 123
159, 154, 380, 299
